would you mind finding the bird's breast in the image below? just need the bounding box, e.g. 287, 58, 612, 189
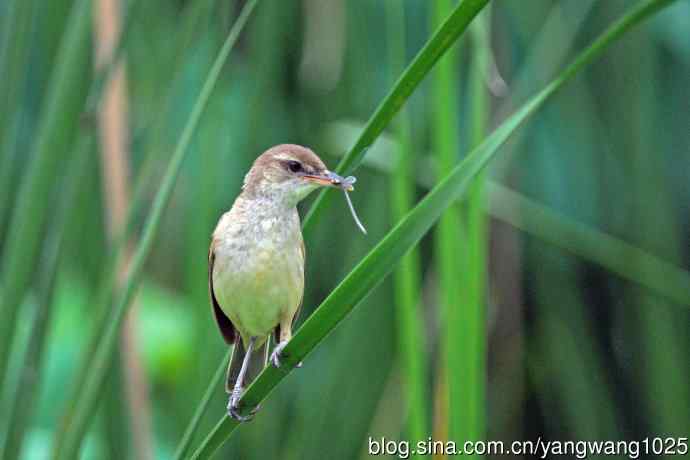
212, 206, 304, 339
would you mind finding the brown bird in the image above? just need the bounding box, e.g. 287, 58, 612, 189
208, 144, 353, 421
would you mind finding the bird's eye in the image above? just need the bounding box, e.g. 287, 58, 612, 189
286, 160, 303, 173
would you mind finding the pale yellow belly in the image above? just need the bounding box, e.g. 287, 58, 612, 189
213, 245, 303, 344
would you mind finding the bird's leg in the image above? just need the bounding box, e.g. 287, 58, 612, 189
270, 320, 302, 368
228, 337, 258, 422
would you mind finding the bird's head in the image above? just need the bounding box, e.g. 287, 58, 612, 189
242, 144, 349, 206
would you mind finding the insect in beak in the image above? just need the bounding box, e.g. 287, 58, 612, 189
327, 171, 357, 191
301, 170, 352, 190
303, 170, 366, 234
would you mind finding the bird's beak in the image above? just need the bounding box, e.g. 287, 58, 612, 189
302, 170, 353, 191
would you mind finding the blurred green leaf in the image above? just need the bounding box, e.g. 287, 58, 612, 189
0, 0, 92, 388
51, 1, 259, 458
52, 0, 222, 445
323, 135, 690, 307
488, 183, 690, 306
385, 0, 428, 450
0, 0, 36, 234
173, 350, 231, 460
0, 137, 91, 460
302, 0, 490, 234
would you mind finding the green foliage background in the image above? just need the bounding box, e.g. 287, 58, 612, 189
0, 0, 688, 458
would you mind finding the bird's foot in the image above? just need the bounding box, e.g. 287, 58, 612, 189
227, 387, 260, 422
270, 341, 288, 367
270, 341, 302, 368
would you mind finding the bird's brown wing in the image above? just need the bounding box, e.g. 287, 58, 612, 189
209, 242, 235, 344
293, 238, 305, 327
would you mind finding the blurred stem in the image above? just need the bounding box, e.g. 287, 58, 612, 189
131, 0, 218, 165
625, 33, 690, 434
51, 1, 259, 457
385, 0, 428, 450
0, 0, 36, 236
103, 351, 130, 460
51, 0, 142, 448
458, 7, 493, 441
93, 0, 152, 458
173, 350, 231, 460
431, 0, 463, 447
0, 0, 92, 389
453, 7, 491, 450
54, 0, 225, 445
0, 140, 90, 460
432, 365, 448, 460
181, 0, 233, 412
85, 0, 142, 117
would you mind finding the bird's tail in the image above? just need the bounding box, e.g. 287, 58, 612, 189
225, 338, 269, 393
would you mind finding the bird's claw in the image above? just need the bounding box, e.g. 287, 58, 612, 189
270, 341, 288, 367
270, 341, 303, 368
228, 404, 254, 422
227, 388, 260, 422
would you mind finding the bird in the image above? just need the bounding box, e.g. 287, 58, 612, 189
208, 144, 352, 422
